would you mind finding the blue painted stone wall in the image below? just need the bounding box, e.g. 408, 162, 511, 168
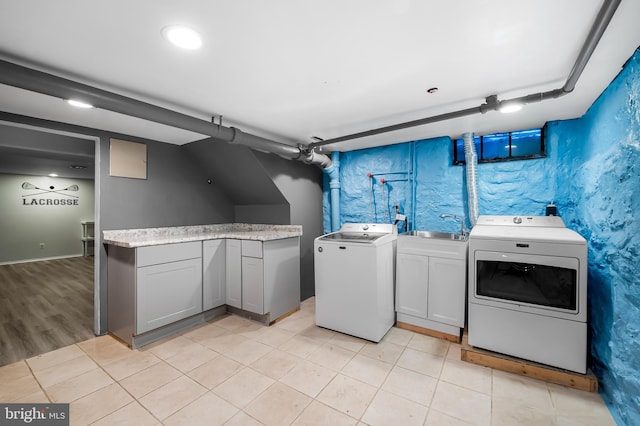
548, 49, 640, 425
323, 143, 412, 232
323, 48, 640, 425
413, 137, 466, 233
324, 134, 560, 234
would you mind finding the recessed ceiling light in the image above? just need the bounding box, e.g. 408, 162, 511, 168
48, 173, 59, 177
67, 99, 94, 108
162, 25, 202, 50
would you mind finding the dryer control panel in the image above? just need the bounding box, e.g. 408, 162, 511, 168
475, 215, 565, 228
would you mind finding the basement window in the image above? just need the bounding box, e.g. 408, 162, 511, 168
453, 127, 545, 165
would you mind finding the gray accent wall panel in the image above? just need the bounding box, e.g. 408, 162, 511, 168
184, 138, 324, 301
100, 138, 234, 229
253, 151, 324, 301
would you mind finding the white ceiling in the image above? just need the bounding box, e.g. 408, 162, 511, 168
0, 0, 639, 153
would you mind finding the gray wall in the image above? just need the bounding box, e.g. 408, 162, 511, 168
184, 139, 325, 301
100, 137, 234, 229
253, 151, 324, 300
182, 139, 289, 206
235, 204, 290, 224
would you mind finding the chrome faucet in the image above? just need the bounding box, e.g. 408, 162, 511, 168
440, 213, 469, 236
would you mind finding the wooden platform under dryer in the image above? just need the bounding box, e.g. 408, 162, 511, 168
460, 332, 598, 393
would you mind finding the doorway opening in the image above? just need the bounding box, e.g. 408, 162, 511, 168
0, 120, 100, 366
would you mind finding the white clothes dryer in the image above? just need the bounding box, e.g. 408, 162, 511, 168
468, 215, 588, 373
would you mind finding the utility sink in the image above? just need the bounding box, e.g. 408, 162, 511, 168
398, 230, 468, 259
403, 230, 468, 242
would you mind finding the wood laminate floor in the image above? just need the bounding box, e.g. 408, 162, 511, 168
0, 256, 94, 366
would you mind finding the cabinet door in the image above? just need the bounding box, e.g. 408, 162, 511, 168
203, 240, 226, 311
396, 252, 428, 319
226, 239, 242, 309
428, 257, 466, 327
136, 258, 202, 334
242, 256, 264, 314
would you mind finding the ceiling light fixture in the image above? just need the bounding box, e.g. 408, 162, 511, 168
48, 173, 58, 177
162, 25, 202, 50
70, 164, 87, 169
67, 99, 93, 109
499, 101, 523, 113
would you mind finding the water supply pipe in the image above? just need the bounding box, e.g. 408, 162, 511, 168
324, 151, 341, 232
410, 141, 417, 232
0, 59, 332, 169
463, 132, 479, 227
368, 173, 375, 222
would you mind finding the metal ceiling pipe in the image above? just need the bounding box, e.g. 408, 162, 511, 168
228, 126, 302, 160
308, 103, 491, 148
563, 0, 621, 93
309, 0, 621, 150
0, 59, 331, 168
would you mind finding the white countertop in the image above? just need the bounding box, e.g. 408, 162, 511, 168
103, 223, 303, 248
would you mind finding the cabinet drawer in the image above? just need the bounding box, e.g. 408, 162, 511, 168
137, 241, 201, 267
241, 240, 263, 258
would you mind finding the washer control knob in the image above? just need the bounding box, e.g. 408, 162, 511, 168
513, 216, 522, 224
317, 246, 323, 253
362, 225, 369, 230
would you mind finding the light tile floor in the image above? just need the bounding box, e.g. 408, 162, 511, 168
1, 297, 616, 425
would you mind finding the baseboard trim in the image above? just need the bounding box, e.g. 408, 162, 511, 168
0, 254, 85, 266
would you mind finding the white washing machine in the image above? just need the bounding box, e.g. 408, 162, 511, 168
468, 215, 588, 373
314, 223, 397, 342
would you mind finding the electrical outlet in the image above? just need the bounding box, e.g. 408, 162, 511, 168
39, 242, 45, 249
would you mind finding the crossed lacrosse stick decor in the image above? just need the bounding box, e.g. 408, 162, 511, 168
21, 182, 80, 198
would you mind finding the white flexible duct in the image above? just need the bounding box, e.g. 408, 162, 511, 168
463, 132, 479, 226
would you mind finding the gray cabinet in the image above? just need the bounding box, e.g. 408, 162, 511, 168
236, 238, 300, 321
203, 239, 226, 311
242, 256, 264, 313
107, 235, 301, 348
108, 241, 202, 345
137, 257, 202, 334
225, 239, 242, 309
259, 238, 300, 321
134, 242, 203, 334
241, 240, 264, 314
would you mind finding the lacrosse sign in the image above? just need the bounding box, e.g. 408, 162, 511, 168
21, 182, 80, 206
